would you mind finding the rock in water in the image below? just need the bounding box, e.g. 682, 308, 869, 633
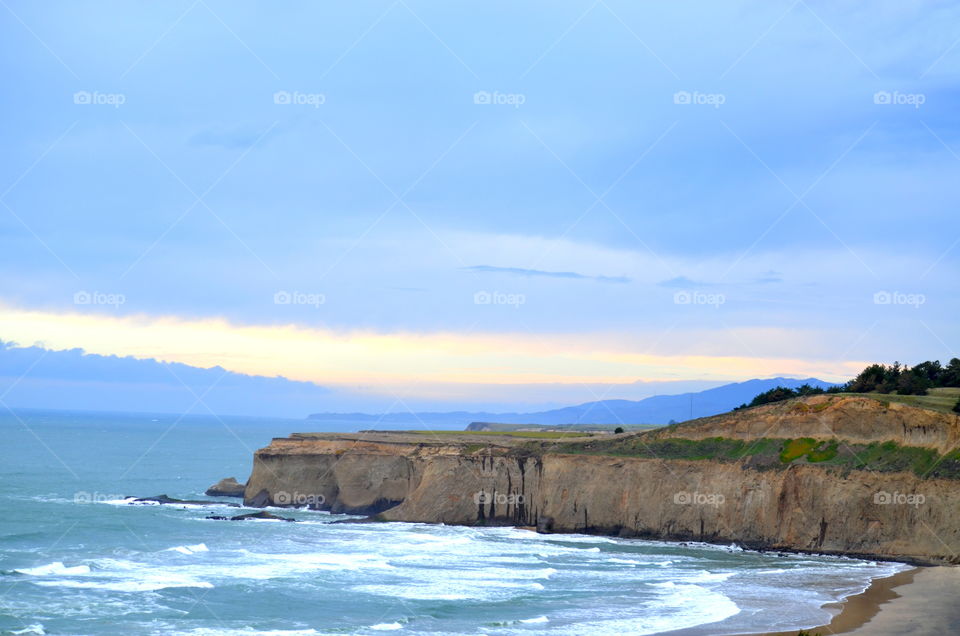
133, 494, 240, 507
205, 477, 246, 497
536, 516, 555, 533
236, 510, 296, 521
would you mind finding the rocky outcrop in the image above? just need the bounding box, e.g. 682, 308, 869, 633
204, 477, 246, 497
243, 398, 960, 564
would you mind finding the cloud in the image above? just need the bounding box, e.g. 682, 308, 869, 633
0, 340, 330, 417
462, 265, 630, 284
659, 273, 784, 287
657, 276, 712, 288
0, 307, 867, 412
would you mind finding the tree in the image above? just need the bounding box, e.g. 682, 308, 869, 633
614, 426, 624, 434
741, 385, 829, 408
876, 362, 905, 394
912, 360, 943, 385
848, 364, 886, 392
896, 370, 929, 395
942, 358, 960, 387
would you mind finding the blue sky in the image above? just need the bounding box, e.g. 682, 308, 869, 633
1, 1, 958, 411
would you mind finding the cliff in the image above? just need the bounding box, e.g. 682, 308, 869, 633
244, 397, 960, 564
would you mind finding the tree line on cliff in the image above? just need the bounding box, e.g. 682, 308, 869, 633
735, 358, 960, 413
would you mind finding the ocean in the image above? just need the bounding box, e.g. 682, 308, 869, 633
0, 409, 908, 635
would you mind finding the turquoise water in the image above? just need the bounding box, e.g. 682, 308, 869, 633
0, 410, 907, 635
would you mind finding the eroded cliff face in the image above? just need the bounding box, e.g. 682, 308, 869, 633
244, 399, 960, 564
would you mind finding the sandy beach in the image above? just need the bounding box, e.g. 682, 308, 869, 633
760, 565, 960, 635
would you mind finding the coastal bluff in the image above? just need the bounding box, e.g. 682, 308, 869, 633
243, 396, 960, 564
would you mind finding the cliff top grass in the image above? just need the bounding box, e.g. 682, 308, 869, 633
844, 387, 960, 414
283, 430, 583, 447
408, 430, 596, 439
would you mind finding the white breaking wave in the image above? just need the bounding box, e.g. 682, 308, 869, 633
369, 622, 404, 630
14, 562, 91, 576
15, 558, 213, 591
32, 576, 214, 592
687, 570, 737, 583
519, 615, 549, 624
165, 543, 209, 555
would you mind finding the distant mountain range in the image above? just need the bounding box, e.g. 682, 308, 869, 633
308, 377, 838, 428
0, 340, 838, 424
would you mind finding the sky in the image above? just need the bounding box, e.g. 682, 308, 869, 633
1, 0, 958, 413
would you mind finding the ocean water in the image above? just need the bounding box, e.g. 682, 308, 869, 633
0, 410, 909, 635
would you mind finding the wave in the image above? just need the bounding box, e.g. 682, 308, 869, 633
0, 505, 913, 635
543, 534, 620, 545
165, 543, 209, 555
355, 579, 545, 601
31, 578, 214, 592
14, 562, 91, 576
605, 557, 674, 567
14, 559, 214, 592
174, 630, 319, 636
688, 570, 737, 583
519, 616, 549, 624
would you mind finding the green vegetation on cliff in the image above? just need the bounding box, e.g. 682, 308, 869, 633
778, 438, 839, 463
538, 435, 960, 479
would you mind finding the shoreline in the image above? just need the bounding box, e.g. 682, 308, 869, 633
756, 565, 960, 636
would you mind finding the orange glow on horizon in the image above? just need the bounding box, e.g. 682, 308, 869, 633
0, 305, 864, 396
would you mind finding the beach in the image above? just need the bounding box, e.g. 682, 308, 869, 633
761, 565, 960, 635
